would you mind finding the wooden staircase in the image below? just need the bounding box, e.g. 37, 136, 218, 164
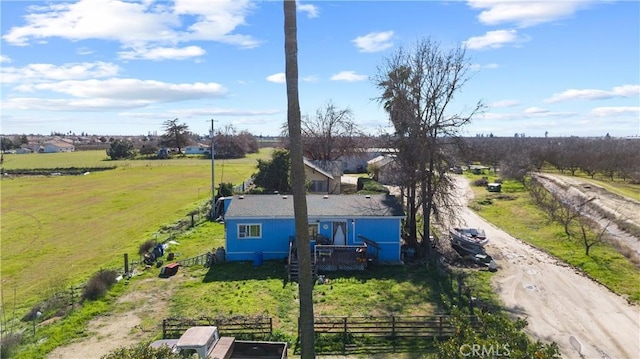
288, 241, 317, 283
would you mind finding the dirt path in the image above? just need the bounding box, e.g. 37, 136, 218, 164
455, 177, 640, 359
46, 277, 179, 359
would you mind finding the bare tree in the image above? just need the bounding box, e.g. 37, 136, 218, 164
284, 1, 315, 357
374, 38, 484, 254
282, 100, 363, 161
529, 179, 562, 225
577, 216, 609, 256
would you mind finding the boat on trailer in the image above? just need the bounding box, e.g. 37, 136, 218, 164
449, 227, 489, 251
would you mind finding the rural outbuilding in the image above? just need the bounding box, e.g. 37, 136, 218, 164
221, 194, 405, 264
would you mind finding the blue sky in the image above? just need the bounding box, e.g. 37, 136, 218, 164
1, 0, 638, 138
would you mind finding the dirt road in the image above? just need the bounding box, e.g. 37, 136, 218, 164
455, 177, 640, 359
533, 173, 640, 257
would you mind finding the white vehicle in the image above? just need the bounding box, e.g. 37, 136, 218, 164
150, 326, 288, 359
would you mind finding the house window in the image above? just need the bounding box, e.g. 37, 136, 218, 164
238, 224, 261, 239
310, 180, 328, 192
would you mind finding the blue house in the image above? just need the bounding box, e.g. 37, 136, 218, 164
222, 194, 405, 266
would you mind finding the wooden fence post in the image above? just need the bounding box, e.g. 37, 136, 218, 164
162, 319, 167, 339
392, 315, 396, 352
343, 317, 348, 354
124, 253, 129, 275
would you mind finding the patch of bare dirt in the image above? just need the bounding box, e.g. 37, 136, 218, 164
46, 275, 182, 359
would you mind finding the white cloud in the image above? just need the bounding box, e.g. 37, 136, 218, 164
2, 0, 259, 49
545, 84, 640, 103
0, 55, 11, 63
490, 100, 519, 108
120, 107, 281, 119
467, 0, 594, 28
589, 106, 640, 117
174, 0, 260, 48
2, 97, 153, 111
330, 71, 368, 82
478, 108, 576, 121
16, 78, 226, 101
266, 73, 285, 83
352, 31, 394, 53
302, 75, 319, 83
3, 78, 227, 111
118, 46, 206, 60
297, 2, 319, 18
3, 0, 178, 46
470, 63, 499, 70
76, 47, 94, 55
1, 62, 120, 83
524, 107, 548, 114
465, 29, 525, 50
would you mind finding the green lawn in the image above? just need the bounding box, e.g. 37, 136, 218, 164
0, 150, 271, 311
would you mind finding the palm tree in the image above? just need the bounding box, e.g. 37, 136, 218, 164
284, 0, 315, 357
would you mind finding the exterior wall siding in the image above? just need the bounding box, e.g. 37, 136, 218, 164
225, 218, 295, 261
226, 216, 402, 263
350, 218, 401, 262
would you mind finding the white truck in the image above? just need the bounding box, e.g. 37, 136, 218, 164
150, 326, 288, 359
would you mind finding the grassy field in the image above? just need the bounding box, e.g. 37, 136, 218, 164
466, 173, 640, 303
13, 152, 634, 357
0, 150, 270, 311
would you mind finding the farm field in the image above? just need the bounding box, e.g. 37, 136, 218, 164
0, 149, 270, 312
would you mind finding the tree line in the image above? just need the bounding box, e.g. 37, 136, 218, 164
106, 118, 259, 160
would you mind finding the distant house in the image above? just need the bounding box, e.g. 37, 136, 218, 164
222, 193, 405, 264
304, 159, 342, 194
341, 148, 397, 173
184, 144, 211, 155
304, 158, 341, 194
42, 140, 75, 153
15, 147, 34, 154
367, 155, 401, 185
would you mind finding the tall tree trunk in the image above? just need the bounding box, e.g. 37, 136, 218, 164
284, 1, 315, 357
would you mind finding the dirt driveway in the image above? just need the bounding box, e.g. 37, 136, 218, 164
455, 177, 640, 359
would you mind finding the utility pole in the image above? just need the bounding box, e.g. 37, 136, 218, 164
210, 119, 216, 218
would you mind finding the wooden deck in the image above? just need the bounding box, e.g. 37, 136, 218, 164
288, 236, 382, 281
314, 245, 367, 271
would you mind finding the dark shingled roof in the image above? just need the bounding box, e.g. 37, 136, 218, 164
224, 194, 405, 218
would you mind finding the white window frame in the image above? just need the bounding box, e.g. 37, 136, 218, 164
238, 223, 262, 239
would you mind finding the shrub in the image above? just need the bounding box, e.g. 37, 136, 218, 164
248, 187, 266, 194
22, 306, 43, 322
357, 177, 389, 194
82, 269, 118, 301
0, 332, 23, 358
106, 139, 135, 160
138, 240, 156, 256
474, 178, 489, 187
102, 342, 182, 359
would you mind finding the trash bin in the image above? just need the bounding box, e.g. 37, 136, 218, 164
253, 251, 263, 266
